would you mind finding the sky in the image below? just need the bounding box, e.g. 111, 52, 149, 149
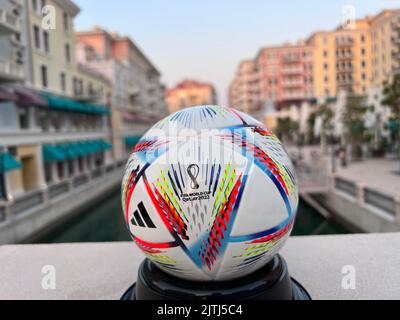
74, 0, 400, 105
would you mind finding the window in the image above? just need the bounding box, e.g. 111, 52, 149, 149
41, 65, 48, 88
323, 51, 328, 58
361, 34, 365, 43
361, 61, 366, 68
18, 107, 30, 130
88, 83, 94, 96
361, 48, 366, 56
32, 0, 38, 11
65, 44, 71, 63
33, 25, 40, 49
63, 12, 69, 32
0, 172, 5, 200
38, 110, 49, 131
60, 72, 66, 92
43, 31, 49, 53
68, 160, 75, 177
57, 162, 65, 180
41, 0, 46, 9
78, 79, 84, 95
73, 77, 78, 95
44, 163, 52, 183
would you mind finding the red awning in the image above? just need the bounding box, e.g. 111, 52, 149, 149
15, 89, 48, 107
0, 88, 18, 102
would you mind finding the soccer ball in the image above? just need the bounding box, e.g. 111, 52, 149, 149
121, 106, 298, 282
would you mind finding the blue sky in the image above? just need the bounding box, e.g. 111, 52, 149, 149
74, 0, 400, 105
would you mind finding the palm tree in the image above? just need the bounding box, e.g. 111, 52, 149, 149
342, 95, 368, 161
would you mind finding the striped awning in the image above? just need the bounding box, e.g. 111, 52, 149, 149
0, 153, 22, 173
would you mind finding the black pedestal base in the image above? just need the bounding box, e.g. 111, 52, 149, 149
121, 255, 311, 300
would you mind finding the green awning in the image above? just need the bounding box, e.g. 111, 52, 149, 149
389, 119, 399, 133
43, 145, 66, 163
59, 144, 80, 160
43, 140, 113, 163
40, 94, 110, 116
326, 97, 337, 104
97, 140, 112, 151
125, 136, 142, 147
87, 141, 102, 154
0, 153, 22, 173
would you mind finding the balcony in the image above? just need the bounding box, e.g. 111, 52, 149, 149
0, 59, 24, 81
336, 52, 353, 60
283, 80, 304, 88
391, 36, 400, 45
336, 37, 354, 47
391, 20, 400, 31
282, 67, 303, 75
0, 9, 20, 35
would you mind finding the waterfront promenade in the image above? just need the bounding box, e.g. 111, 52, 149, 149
336, 159, 400, 198
289, 146, 400, 233
0, 233, 399, 300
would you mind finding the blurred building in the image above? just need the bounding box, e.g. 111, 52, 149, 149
228, 60, 259, 113
166, 79, 218, 114
370, 10, 400, 87
1, 0, 111, 202
229, 9, 400, 118
0, 0, 157, 242
76, 27, 168, 160
256, 42, 315, 109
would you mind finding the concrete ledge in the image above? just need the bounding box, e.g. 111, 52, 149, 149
0, 233, 399, 300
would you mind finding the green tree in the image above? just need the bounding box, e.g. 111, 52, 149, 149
382, 74, 400, 168
275, 117, 299, 144
342, 95, 368, 161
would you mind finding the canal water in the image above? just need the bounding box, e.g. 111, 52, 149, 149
36, 192, 349, 244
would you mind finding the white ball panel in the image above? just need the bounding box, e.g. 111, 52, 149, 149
230, 165, 289, 237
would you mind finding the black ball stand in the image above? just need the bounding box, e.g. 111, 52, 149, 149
121, 255, 311, 300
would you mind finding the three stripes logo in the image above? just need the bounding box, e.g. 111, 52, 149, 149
131, 202, 156, 229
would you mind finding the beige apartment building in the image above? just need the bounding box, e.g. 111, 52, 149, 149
307, 19, 372, 97
166, 79, 218, 114
370, 9, 400, 87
